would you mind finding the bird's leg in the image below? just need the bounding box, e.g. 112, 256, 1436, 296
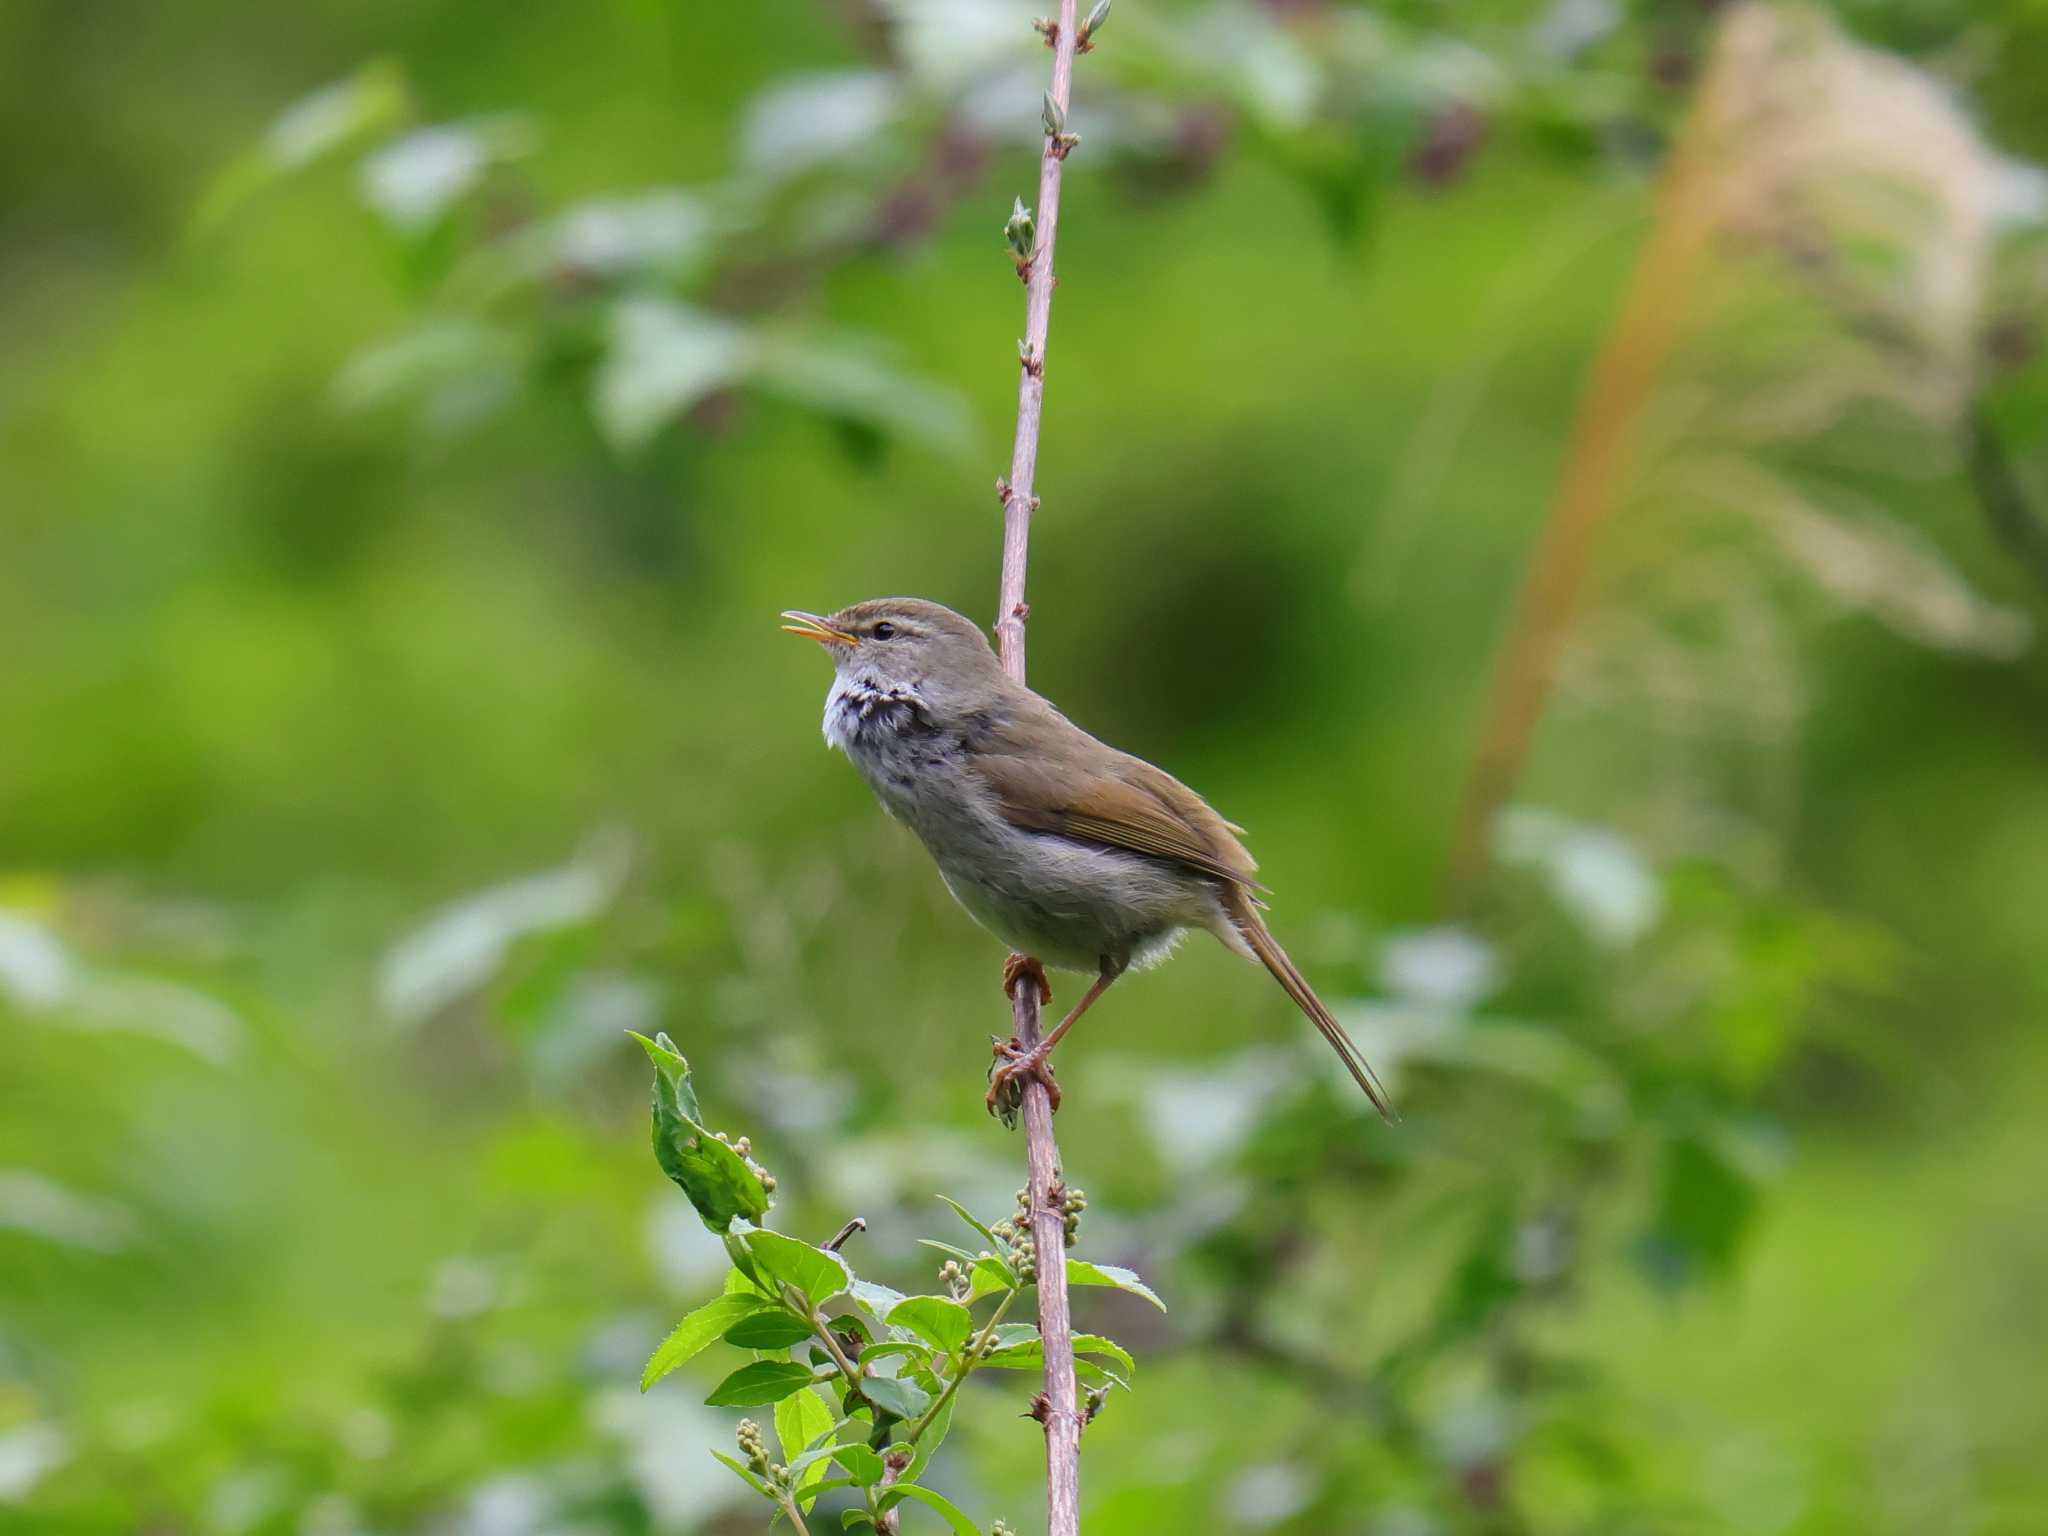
988, 962, 1120, 1124
1002, 952, 1054, 1007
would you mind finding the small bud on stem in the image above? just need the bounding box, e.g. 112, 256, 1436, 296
1077, 0, 1112, 52
1005, 197, 1038, 280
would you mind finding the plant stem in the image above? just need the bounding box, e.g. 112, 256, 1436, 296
993, 4, 1084, 1533
781, 1496, 812, 1535
807, 1309, 867, 1400
904, 1284, 1023, 1443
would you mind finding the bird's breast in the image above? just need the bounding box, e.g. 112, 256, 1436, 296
823, 675, 963, 823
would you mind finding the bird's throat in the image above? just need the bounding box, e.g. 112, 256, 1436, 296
821, 673, 931, 755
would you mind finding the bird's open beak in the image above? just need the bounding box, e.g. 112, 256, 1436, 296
780, 610, 858, 648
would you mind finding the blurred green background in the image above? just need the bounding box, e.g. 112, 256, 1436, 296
5, 1, 2048, 1531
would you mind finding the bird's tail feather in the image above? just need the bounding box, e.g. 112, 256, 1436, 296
1230, 899, 1396, 1122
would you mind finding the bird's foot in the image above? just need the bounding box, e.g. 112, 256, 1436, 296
986, 1035, 1060, 1127
1002, 953, 1053, 1007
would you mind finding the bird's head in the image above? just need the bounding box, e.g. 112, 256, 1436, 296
780, 597, 1004, 707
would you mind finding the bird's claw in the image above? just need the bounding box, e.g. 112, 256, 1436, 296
986, 1036, 1060, 1127
1002, 953, 1053, 1007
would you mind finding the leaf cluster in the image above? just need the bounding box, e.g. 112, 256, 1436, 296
635, 1032, 1157, 1532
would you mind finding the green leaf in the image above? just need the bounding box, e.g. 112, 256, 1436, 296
842, 1512, 875, 1531
858, 1371, 931, 1420
848, 1278, 909, 1319
830, 1312, 875, 1346
915, 1238, 981, 1265
641, 1294, 766, 1391
878, 1484, 981, 1534
967, 1256, 1017, 1300
711, 1450, 775, 1500
1073, 1334, 1136, 1377
726, 1311, 820, 1350
636, 1029, 702, 1120
886, 1295, 974, 1355
978, 1341, 1126, 1387
935, 1195, 1005, 1252
831, 1441, 886, 1487
775, 1386, 838, 1507
747, 1228, 852, 1308
856, 1341, 933, 1370
733, 1236, 770, 1302
632, 1031, 771, 1233
705, 1360, 819, 1407
1067, 1259, 1166, 1311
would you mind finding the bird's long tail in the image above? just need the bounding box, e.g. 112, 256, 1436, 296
1228, 894, 1396, 1122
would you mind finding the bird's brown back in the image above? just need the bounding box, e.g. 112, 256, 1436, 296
965, 684, 1260, 890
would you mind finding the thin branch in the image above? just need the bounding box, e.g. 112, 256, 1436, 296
805, 1308, 867, 1401
994, 3, 1085, 1533
872, 1453, 909, 1535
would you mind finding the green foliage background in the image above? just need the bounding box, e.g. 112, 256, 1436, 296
4, 2, 2047, 1532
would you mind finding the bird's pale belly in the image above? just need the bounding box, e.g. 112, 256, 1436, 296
930, 827, 1207, 974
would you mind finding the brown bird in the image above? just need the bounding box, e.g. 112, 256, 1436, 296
783, 597, 1393, 1123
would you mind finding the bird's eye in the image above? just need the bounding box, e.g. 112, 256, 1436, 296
872, 622, 898, 640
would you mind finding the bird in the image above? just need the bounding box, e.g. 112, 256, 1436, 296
782, 597, 1393, 1123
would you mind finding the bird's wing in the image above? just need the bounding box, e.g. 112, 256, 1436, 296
968, 704, 1262, 889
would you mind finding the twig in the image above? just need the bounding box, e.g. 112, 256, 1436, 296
805, 1309, 867, 1401
872, 1450, 911, 1535
994, 3, 1084, 1533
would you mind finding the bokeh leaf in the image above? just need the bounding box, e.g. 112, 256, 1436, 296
750, 333, 974, 457
594, 298, 753, 451
1638, 1129, 1764, 1291
740, 71, 901, 183
191, 59, 411, 237
358, 116, 532, 233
